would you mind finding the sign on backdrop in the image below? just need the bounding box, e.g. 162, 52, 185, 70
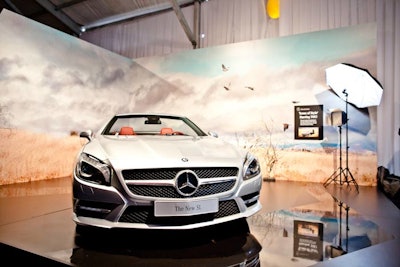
294, 105, 324, 140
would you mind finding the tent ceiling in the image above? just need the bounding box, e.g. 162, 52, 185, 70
0, 0, 199, 37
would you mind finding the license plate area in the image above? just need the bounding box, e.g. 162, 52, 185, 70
154, 199, 218, 217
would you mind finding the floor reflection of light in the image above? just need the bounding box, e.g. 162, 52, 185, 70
248, 197, 394, 266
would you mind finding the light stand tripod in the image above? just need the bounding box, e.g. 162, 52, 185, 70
323, 124, 345, 187
324, 90, 359, 192
342, 90, 359, 191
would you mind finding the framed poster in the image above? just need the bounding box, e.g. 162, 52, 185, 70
294, 105, 324, 140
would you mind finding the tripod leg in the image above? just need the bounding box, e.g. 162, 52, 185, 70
343, 168, 359, 192
324, 125, 344, 187
324, 167, 344, 187
324, 169, 339, 187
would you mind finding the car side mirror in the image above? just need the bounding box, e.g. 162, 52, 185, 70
79, 130, 93, 141
208, 131, 218, 138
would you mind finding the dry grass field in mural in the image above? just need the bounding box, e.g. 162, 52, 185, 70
0, 129, 377, 186
251, 148, 378, 186
0, 129, 82, 185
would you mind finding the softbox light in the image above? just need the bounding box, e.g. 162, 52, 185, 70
329, 109, 347, 127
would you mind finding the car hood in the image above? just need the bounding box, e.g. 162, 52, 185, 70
82, 135, 246, 170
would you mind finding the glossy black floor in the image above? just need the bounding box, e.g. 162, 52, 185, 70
0, 177, 399, 267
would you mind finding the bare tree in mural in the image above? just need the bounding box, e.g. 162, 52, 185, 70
245, 119, 280, 181
260, 120, 279, 181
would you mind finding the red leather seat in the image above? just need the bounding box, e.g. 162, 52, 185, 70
160, 127, 174, 135
119, 126, 135, 135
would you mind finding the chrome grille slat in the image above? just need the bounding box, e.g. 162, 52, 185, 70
122, 167, 238, 180
122, 167, 238, 198
128, 181, 235, 198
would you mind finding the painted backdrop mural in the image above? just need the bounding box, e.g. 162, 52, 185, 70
0, 9, 378, 185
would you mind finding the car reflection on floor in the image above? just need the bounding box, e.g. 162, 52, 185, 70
71, 218, 261, 267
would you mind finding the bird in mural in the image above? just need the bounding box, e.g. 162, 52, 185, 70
245, 86, 254, 91
283, 123, 289, 131
222, 64, 229, 72
224, 82, 231, 91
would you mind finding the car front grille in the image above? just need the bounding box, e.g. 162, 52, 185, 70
122, 167, 238, 198
127, 181, 235, 198
122, 167, 238, 180
118, 200, 240, 225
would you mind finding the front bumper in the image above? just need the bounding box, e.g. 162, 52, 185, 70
72, 173, 262, 230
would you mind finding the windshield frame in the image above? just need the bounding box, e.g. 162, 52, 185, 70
101, 114, 208, 137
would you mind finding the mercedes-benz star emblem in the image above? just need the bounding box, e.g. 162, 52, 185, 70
175, 170, 199, 196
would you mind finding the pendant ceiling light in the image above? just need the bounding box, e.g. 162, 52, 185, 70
267, 0, 280, 19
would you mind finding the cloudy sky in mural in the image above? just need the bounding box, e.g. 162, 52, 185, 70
135, 23, 377, 148
0, 9, 377, 150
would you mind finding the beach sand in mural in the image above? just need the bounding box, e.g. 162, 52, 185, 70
0, 129, 377, 186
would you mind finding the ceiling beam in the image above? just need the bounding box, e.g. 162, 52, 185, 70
80, 0, 194, 32
55, 0, 88, 11
169, 0, 197, 48
35, 0, 82, 36
193, 0, 201, 48
4, 0, 23, 15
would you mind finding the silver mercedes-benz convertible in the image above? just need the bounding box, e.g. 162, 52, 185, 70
72, 113, 262, 230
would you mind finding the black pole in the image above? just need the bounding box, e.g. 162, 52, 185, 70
324, 119, 344, 187
343, 89, 359, 192
338, 201, 343, 248
345, 205, 349, 252
345, 91, 349, 179
339, 125, 343, 185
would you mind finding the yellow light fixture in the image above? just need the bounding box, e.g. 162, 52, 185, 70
267, 0, 280, 19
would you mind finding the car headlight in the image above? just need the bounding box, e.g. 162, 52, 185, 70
75, 153, 111, 185
243, 153, 261, 180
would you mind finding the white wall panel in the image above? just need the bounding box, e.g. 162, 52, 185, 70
81, 0, 279, 57
377, 0, 400, 176
81, 5, 195, 58
199, 0, 278, 48
279, 0, 377, 36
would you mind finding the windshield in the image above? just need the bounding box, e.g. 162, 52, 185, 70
102, 115, 207, 137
